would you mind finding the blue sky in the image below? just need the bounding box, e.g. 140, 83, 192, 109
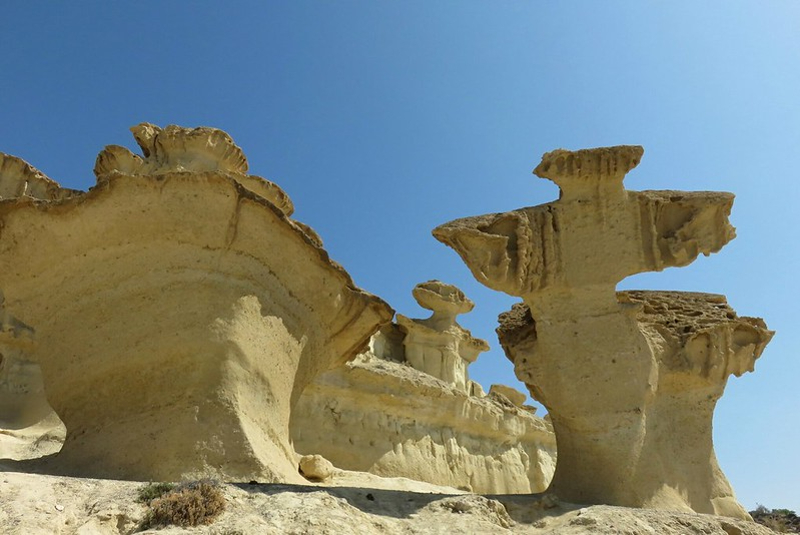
2, 2, 798, 511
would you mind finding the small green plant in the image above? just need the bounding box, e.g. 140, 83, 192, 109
139, 479, 226, 529
136, 482, 176, 504
750, 504, 799, 534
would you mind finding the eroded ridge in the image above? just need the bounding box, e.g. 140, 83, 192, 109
0, 153, 82, 201
94, 122, 295, 217
0, 123, 393, 482
434, 145, 772, 519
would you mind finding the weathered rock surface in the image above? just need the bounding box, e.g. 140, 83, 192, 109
396, 280, 489, 393
0, 124, 393, 483
0, 295, 66, 461
299, 454, 336, 482
498, 292, 772, 518
489, 384, 528, 408
434, 147, 735, 302
434, 145, 773, 519
0, 153, 82, 201
292, 331, 556, 494
0, 471, 777, 534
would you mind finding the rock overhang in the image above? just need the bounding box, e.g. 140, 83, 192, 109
0, 123, 393, 482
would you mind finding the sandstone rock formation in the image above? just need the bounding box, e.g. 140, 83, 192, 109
292, 342, 557, 494
0, 153, 81, 201
0, 294, 65, 461
293, 282, 554, 494
291, 281, 556, 493
433, 145, 773, 519
396, 280, 489, 393
488, 384, 528, 409
0, 124, 393, 482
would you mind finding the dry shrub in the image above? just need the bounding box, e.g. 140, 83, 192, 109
750, 505, 800, 534
141, 480, 226, 529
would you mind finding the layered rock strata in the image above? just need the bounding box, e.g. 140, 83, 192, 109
433, 145, 773, 519
0, 124, 393, 482
294, 282, 555, 494
292, 340, 556, 494
396, 280, 489, 393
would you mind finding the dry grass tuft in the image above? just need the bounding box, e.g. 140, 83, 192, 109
139, 479, 226, 529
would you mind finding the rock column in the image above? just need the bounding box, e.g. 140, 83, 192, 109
434, 146, 772, 519
396, 281, 489, 393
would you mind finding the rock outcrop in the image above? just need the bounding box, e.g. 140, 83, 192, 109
488, 384, 528, 409
396, 280, 489, 394
293, 283, 554, 494
433, 145, 773, 519
0, 153, 82, 201
292, 342, 556, 494
0, 124, 393, 482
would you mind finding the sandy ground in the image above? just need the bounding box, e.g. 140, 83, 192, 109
0, 469, 777, 534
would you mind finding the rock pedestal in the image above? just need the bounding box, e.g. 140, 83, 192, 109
396, 280, 489, 393
433, 146, 773, 519
0, 124, 392, 482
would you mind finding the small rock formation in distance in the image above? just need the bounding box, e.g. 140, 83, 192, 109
396, 280, 489, 394
292, 281, 556, 494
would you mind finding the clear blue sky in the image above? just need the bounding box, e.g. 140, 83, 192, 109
2, 1, 797, 511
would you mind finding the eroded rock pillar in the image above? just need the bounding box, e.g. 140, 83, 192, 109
434, 146, 772, 519
396, 281, 489, 393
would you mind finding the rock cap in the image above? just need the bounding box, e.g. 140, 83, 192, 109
412, 280, 474, 317
534, 145, 643, 201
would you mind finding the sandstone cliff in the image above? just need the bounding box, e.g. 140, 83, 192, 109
293, 346, 556, 494
293, 280, 556, 494
0, 124, 393, 483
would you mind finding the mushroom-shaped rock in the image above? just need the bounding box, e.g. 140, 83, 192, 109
435, 145, 771, 519
396, 281, 488, 393
412, 280, 475, 324
433, 147, 736, 307
533, 145, 643, 201
0, 124, 393, 482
